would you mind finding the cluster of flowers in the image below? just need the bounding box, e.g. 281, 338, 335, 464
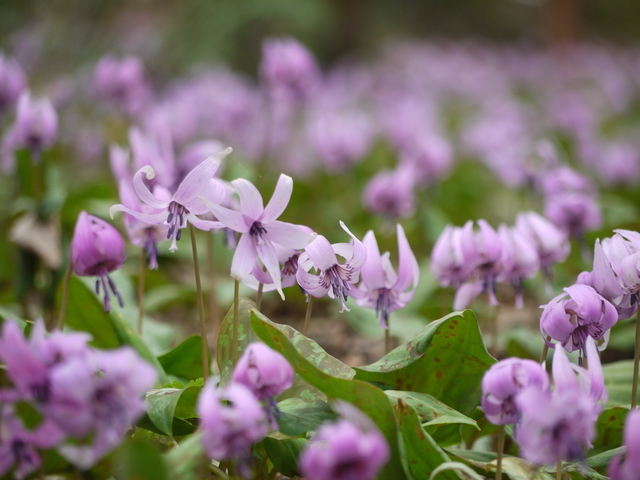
481, 336, 605, 466
0, 320, 157, 478
541, 229, 640, 354
430, 211, 570, 309
106, 143, 419, 326
198, 342, 389, 480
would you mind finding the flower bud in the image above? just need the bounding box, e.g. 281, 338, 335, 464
0, 54, 27, 113
231, 342, 293, 400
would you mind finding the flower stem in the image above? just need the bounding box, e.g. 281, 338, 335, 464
55, 261, 73, 331
302, 296, 314, 336
556, 460, 563, 480
206, 233, 220, 343
190, 224, 209, 381
208, 463, 229, 479
632, 306, 640, 409
256, 283, 264, 311
540, 335, 551, 364
232, 279, 239, 366
495, 425, 504, 480
136, 251, 145, 335
385, 313, 391, 355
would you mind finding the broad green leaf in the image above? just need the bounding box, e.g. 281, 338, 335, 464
118, 439, 168, 480
146, 383, 202, 436
63, 277, 167, 383
276, 399, 337, 437
393, 398, 463, 480
251, 308, 408, 480
450, 451, 554, 480
0, 306, 28, 330
386, 390, 478, 446
136, 413, 196, 437
217, 298, 259, 385
262, 437, 307, 477
355, 310, 495, 415
158, 335, 209, 380
593, 406, 628, 452
603, 360, 636, 407
428, 462, 486, 480
166, 432, 204, 480
587, 447, 625, 469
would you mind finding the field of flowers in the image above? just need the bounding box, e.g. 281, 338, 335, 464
2, 16, 640, 480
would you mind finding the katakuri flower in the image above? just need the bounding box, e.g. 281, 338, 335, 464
608, 410, 640, 480
430, 222, 474, 289
110, 148, 231, 251
197, 381, 268, 462
351, 224, 419, 328
540, 284, 617, 353
231, 342, 293, 401
296, 221, 367, 312
497, 224, 539, 308
5, 91, 58, 160
0, 53, 26, 114
299, 404, 389, 480
71, 212, 126, 312
481, 357, 549, 425
200, 173, 315, 299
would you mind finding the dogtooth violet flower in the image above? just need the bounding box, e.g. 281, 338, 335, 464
351, 224, 419, 328
5, 91, 58, 161
197, 380, 268, 464
199, 173, 315, 300
231, 342, 293, 401
71, 211, 126, 312
540, 283, 617, 354
0, 53, 26, 114
608, 410, 640, 480
110, 147, 231, 252
497, 224, 539, 308
296, 221, 366, 312
430, 222, 474, 289
481, 357, 549, 425
299, 402, 389, 480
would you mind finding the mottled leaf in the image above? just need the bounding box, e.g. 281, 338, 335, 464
276, 399, 337, 437
262, 437, 307, 477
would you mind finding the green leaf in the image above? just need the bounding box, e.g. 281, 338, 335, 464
449, 451, 554, 480
250, 308, 408, 480
385, 390, 478, 447
158, 335, 208, 380
276, 399, 337, 437
0, 306, 28, 330
63, 277, 167, 383
262, 437, 307, 477
354, 310, 495, 415
587, 447, 625, 469
428, 462, 486, 480
166, 432, 204, 480
603, 360, 636, 407
145, 383, 202, 436
593, 406, 628, 452
118, 439, 169, 480
217, 298, 259, 385
393, 398, 463, 480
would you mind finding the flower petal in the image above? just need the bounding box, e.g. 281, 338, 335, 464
296, 268, 330, 298
305, 235, 338, 271
339, 221, 367, 271
255, 238, 285, 300
360, 230, 385, 290
110, 204, 167, 225
198, 196, 250, 233
133, 166, 168, 209
261, 174, 293, 224
232, 178, 264, 220
394, 224, 419, 292
265, 221, 315, 250
173, 148, 230, 206
231, 233, 257, 282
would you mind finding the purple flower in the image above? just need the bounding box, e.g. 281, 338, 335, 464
0, 53, 27, 114
497, 224, 539, 308
430, 223, 474, 289
231, 342, 293, 401
71, 212, 126, 312
544, 191, 602, 239
609, 410, 640, 480
197, 381, 268, 461
540, 284, 617, 353
110, 148, 231, 251
93, 54, 151, 115
5, 91, 57, 159
299, 415, 389, 480
260, 37, 321, 102
351, 224, 419, 328
296, 221, 367, 312
200, 174, 315, 299
362, 165, 417, 219
462, 219, 504, 306
481, 358, 549, 425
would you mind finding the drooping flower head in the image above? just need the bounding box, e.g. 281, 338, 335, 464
296, 221, 367, 312
540, 284, 617, 354
197, 381, 268, 462
430, 223, 474, 289
110, 148, 231, 251
93, 54, 151, 115
5, 91, 58, 160
481, 357, 549, 425
299, 402, 389, 480
351, 224, 419, 328
0, 53, 27, 114
608, 410, 640, 480
200, 174, 315, 300
231, 342, 293, 401
362, 165, 417, 219
71, 212, 126, 312
497, 224, 539, 308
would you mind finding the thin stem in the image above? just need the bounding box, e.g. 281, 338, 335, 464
495, 425, 505, 480
209, 463, 229, 479
540, 335, 552, 365
302, 296, 314, 336
256, 283, 264, 311
385, 329, 391, 355
190, 224, 210, 382
206, 233, 220, 345
232, 279, 239, 366
55, 261, 73, 331
136, 251, 145, 335
556, 459, 563, 480
632, 306, 640, 409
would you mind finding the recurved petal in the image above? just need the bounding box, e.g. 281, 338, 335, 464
109, 204, 167, 225
360, 230, 385, 291
261, 174, 293, 224
232, 178, 264, 220
296, 268, 330, 298
339, 221, 367, 271
453, 281, 483, 310
198, 196, 250, 233
133, 166, 168, 209
585, 337, 607, 408
255, 237, 285, 300
304, 235, 338, 271
265, 221, 315, 249
173, 148, 229, 206
394, 224, 419, 292
551, 343, 579, 393
230, 233, 257, 282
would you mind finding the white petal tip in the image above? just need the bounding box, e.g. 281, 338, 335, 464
142, 165, 156, 180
